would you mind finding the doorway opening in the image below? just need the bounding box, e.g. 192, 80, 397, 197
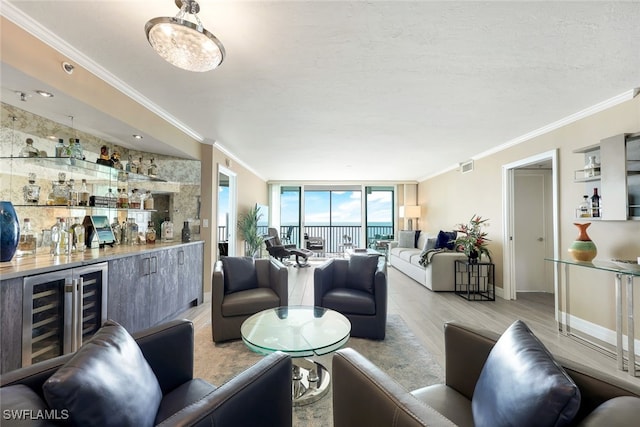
502, 150, 559, 320
218, 166, 237, 258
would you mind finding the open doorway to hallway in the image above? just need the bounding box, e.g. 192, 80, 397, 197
502, 150, 559, 318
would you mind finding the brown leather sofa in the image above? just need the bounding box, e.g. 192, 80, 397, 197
332, 321, 640, 427
1, 319, 292, 427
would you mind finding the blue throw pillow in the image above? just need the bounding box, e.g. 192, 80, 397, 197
472, 320, 580, 427
435, 230, 456, 250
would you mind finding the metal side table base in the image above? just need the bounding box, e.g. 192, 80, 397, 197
291, 358, 330, 406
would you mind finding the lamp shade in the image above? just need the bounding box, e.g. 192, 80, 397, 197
400, 205, 421, 219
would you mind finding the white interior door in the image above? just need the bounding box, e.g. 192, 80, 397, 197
514, 170, 553, 292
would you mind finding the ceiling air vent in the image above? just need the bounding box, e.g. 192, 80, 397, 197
460, 160, 474, 174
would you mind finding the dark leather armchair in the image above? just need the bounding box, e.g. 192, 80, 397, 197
212, 257, 288, 342
0, 319, 293, 427
314, 257, 387, 340
332, 322, 640, 427
264, 227, 313, 267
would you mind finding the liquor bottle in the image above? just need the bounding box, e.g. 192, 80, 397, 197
71, 138, 84, 160
19, 138, 39, 157
78, 179, 90, 206
143, 191, 154, 210
148, 158, 158, 177
55, 138, 65, 157
22, 173, 41, 205
17, 218, 37, 257
129, 189, 141, 209
67, 179, 78, 206
117, 187, 129, 209
111, 218, 122, 245
591, 188, 600, 218
70, 217, 85, 253
51, 173, 69, 205
104, 188, 116, 207
578, 195, 590, 218
161, 217, 174, 242
50, 218, 68, 255
130, 157, 140, 174
181, 221, 191, 243
127, 218, 139, 245
146, 221, 157, 244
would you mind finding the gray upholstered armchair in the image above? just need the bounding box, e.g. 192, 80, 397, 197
212, 257, 288, 342
314, 256, 387, 340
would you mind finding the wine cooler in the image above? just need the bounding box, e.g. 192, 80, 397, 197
21, 263, 108, 367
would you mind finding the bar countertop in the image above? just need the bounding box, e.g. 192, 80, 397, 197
0, 240, 204, 281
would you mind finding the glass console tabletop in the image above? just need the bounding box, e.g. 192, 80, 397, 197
241, 306, 351, 358
545, 258, 640, 276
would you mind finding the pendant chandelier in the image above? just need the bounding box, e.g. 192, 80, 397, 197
145, 0, 225, 72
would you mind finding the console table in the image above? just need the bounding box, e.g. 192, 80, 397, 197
546, 258, 640, 376
454, 260, 495, 301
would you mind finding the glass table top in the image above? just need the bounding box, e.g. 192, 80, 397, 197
545, 258, 640, 276
241, 306, 351, 357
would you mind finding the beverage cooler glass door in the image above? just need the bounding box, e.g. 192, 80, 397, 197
21, 263, 108, 367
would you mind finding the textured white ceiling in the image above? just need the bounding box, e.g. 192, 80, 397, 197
2, 1, 639, 181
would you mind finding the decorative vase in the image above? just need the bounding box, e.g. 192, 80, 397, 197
568, 223, 597, 262
1, 201, 20, 262
468, 249, 479, 264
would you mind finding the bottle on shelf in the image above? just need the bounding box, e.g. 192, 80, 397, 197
137, 157, 145, 175
181, 221, 191, 243
104, 188, 116, 207
117, 187, 129, 209
129, 188, 141, 209
125, 154, 132, 172
121, 220, 128, 245
111, 218, 122, 245
146, 221, 157, 244
78, 179, 90, 206
148, 158, 158, 177
578, 195, 590, 218
51, 173, 69, 205
70, 217, 85, 253
126, 218, 139, 245
591, 188, 601, 217
55, 138, 65, 157
130, 156, 140, 174
17, 218, 37, 257
19, 138, 39, 158
50, 217, 69, 256
161, 217, 174, 242
67, 179, 78, 206
70, 138, 84, 160
22, 173, 41, 205
143, 191, 154, 210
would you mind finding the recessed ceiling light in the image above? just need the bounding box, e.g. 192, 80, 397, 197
35, 90, 54, 98
133, 134, 143, 139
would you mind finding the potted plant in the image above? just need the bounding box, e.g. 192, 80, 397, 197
453, 214, 491, 263
238, 204, 264, 257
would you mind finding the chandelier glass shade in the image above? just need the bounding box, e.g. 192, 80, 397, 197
145, 0, 225, 72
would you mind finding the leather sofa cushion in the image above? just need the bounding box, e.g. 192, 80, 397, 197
155, 378, 216, 424
412, 383, 474, 427
346, 255, 379, 293
322, 288, 376, 315
221, 256, 257, 294
1, 385, 57, 427
222, 287, 280, 317
472, 320, 580, 427
43, 320, 163, 427
577, 396, 640, 427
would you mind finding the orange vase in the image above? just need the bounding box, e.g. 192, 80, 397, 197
568, 223, 597, 262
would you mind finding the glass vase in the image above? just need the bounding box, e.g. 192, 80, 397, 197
1, 201, 20, 262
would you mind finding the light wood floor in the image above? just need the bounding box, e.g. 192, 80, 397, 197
182, 259, 640, 388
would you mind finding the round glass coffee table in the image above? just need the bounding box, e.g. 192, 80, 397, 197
241, 306, 351, 405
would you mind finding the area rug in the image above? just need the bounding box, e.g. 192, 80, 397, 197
194, 314, 443, 427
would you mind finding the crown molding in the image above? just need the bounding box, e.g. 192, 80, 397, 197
1, 2, 203, 142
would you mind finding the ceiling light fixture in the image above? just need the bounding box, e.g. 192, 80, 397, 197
35, 90, 54, 98
132, 134, 143, 139
145, 0, 225, 72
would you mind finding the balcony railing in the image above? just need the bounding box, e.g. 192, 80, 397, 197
218, 225, 394, 254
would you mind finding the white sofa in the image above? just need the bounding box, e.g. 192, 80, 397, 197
389, 231, 467, 291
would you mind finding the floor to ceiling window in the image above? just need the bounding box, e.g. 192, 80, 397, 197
280, 186, 301, 245
365, 186, 395, 246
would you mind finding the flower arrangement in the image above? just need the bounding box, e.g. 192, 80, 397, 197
453, 214, 491, 262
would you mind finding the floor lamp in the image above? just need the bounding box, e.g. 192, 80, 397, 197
400, 205, 421, 231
